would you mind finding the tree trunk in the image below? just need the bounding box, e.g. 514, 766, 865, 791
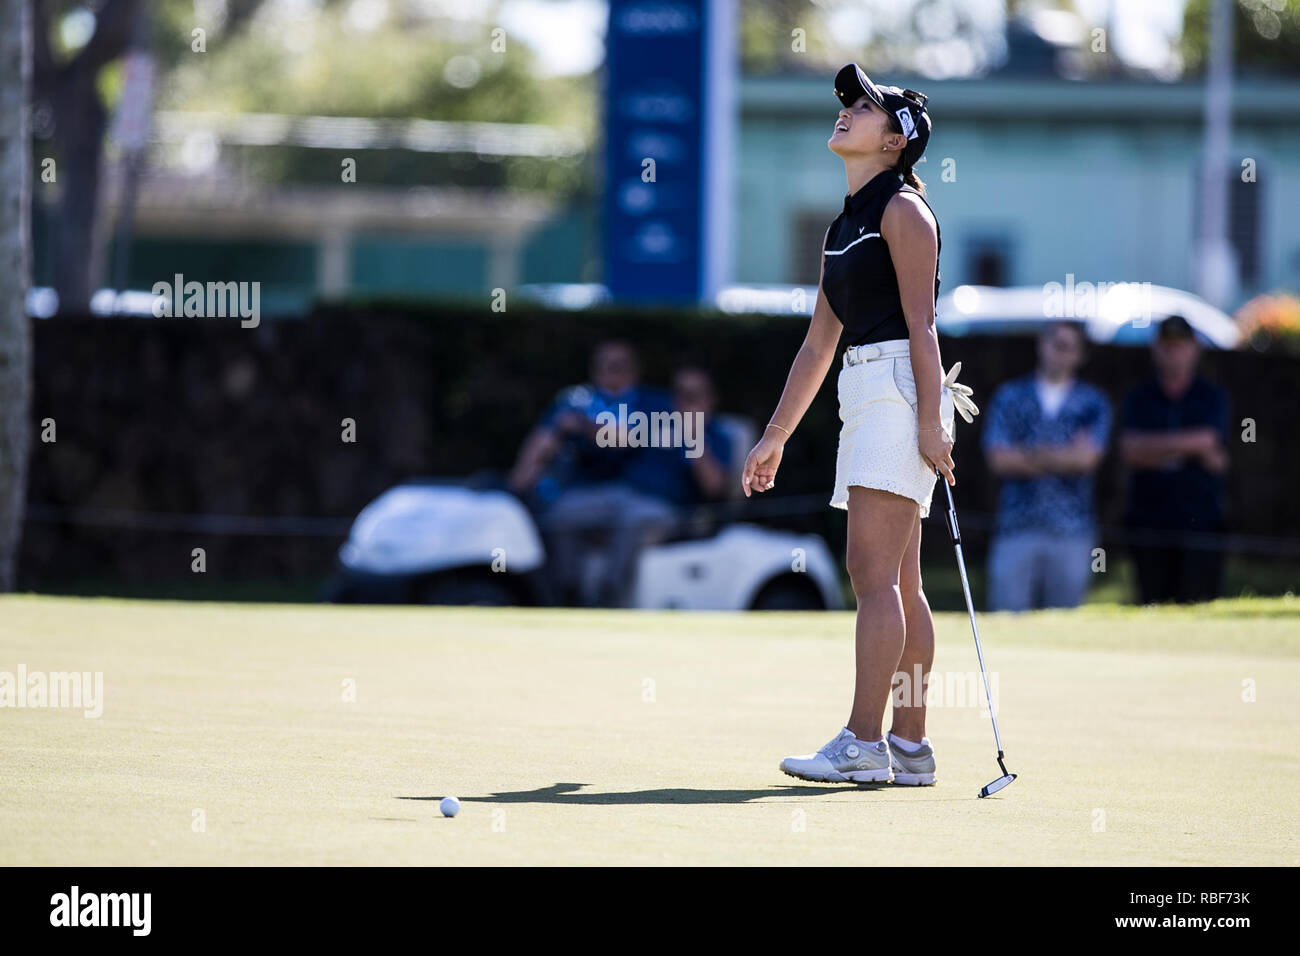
52, 68, 107, 313
0, 0, 33, 592
33, 0, 142, 314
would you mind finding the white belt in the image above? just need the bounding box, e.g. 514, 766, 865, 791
843, 340, 910, 368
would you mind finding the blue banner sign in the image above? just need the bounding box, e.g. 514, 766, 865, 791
602, 0, 732, 303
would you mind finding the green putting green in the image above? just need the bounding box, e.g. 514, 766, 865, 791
1, 595, 1297, 866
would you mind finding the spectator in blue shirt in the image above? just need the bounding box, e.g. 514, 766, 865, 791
508, 340, 668, 502
981, 321, 1111, 611
544, 366, 735, 607
508, 341, 679, 606
620, 367, 734, 509
1119, 315, 1229, 605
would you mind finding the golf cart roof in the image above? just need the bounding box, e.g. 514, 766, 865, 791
935, 284, 1240, 349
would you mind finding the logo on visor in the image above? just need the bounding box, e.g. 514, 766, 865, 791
895, 107, 918, 140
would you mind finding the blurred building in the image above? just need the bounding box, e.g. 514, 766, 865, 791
32, 113, 594, 316
36, 76, 1300, 314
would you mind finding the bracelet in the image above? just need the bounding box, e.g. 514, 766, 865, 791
766, 422, 792, 437
919, 425, 947, 432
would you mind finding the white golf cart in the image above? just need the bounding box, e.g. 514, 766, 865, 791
324, 416, 843, 611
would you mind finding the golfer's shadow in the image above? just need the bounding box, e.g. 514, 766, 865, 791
399, 781, 890, 805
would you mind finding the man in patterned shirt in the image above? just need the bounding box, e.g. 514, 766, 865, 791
981, 321, 1112, 611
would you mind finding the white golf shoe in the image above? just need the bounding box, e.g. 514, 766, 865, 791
780, 727, 894, 783
887, 734, 937, 786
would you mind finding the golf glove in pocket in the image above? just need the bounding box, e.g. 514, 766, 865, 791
942, 361, 979, 424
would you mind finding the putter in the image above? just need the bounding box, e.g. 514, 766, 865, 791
937, 468, 1017, 798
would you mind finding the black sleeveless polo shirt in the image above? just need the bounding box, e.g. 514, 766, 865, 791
821, 170, 942, 348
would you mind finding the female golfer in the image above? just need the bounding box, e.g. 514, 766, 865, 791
741, 64, 978, 786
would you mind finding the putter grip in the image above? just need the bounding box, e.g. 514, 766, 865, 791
934, 467, 961, 544
943, 485, 961, 544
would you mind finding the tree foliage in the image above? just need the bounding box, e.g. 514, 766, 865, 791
1182, 0, 1300, 75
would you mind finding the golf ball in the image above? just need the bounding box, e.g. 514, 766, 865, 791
439, 796, 460, 818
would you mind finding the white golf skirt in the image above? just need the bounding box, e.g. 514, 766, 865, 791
830, 339, 956, 519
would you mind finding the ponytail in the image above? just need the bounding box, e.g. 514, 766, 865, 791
899, 161, 926, 196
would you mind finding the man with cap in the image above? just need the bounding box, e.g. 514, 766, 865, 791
1119, 315, 1230, 604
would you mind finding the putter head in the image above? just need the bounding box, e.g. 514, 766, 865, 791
978, 773, 1017, 798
